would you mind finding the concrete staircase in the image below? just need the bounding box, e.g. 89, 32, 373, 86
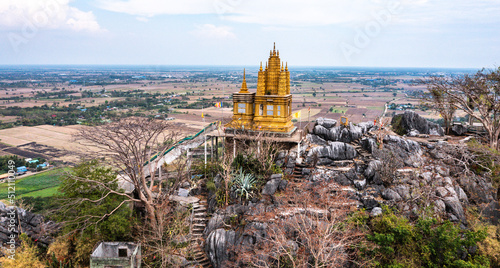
188, 199, 212, 268
350, 141, 372, 160
291, 163, 307, 182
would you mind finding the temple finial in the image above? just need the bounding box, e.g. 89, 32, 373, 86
240, 68, 248, 93
273, 42, 276, 51
281, 62, 284, 71
277, 50, 279, 56
285, 62, 288, 71
260, 61, 263, 71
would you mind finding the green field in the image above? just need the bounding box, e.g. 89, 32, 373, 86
366, 106, 385, 111
0, 168, 66, 199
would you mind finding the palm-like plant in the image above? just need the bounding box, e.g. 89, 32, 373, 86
232, 168, 257, 201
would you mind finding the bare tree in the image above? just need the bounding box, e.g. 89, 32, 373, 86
232, 182, 363, 268
422, 76, 457, 135
73, 117, 190, 265
424, 68, 500, 149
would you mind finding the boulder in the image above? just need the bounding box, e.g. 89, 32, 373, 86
204, 213, 225, 237
262, 178, 281, 196
307, 142, 357, 161
354, 179, 367, 190
382, 188, 402, 201
333, 174, 352, 186
371, 207, 383, 217
443, 196, 466, 222
434, 199, 446, 214
358, 121, 375, 134
206, 228, 237, 267
455, 186, 468, 203
383, 135, 422, 155
394, 185, 410, 200
316, 117, 337, 128
306, 134, 328, 146
361, 138, 377, 153
313, 125, 339, 141
452, 124, 467, 136
364, 160, 381, 180
391, 111, 444, 136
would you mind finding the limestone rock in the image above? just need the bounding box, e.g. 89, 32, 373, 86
306, 134, 328, 146
443, 196, 466, 222
316, 117, 337, 128
307, 142, 357, 161
452, 124, 467, 136
262, 178, 281, 196
371, 207, 383, 217
361, 138, 377, 153
364, 160, 381, 180
391, 111, 444, 136
206, 228, 236, 267
382, 188, 402, 201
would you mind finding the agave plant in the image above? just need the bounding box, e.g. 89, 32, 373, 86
232, 168, 257, 201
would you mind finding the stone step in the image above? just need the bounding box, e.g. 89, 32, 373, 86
193, 251, 206, 257
193, 255, 207, 261
198, 260, 211, 267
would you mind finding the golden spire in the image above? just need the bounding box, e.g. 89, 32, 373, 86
273, 42, 276, 56
281, 61, 284, 71
277, 50, 279, 56
239, 68, 248, 93
260, 61, 263, 71
285, 62, 288, 71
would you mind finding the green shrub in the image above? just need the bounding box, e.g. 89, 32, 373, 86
360, 207, 489, 267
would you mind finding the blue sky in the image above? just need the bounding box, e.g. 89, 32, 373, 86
1, 0, 499, 68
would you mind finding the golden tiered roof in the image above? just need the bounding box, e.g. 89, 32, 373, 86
256, 43, 290, 96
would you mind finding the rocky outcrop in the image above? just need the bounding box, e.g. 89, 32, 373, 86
262, 174, 287, 196
306, 142, 357, 163
313, 118, 375, 144
316, 117, 337, 128
202, 116, 500, 267
0, 204, 60, 246
391, 111, 444, 136
383, 135, 423, 167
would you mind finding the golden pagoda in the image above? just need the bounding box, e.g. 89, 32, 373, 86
227, 43, 294, 133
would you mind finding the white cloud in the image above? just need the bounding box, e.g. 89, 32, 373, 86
97, 0, 214, 17
0, 0, 104, 32
96, 0, 500, 28
191, 24, 236, 39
